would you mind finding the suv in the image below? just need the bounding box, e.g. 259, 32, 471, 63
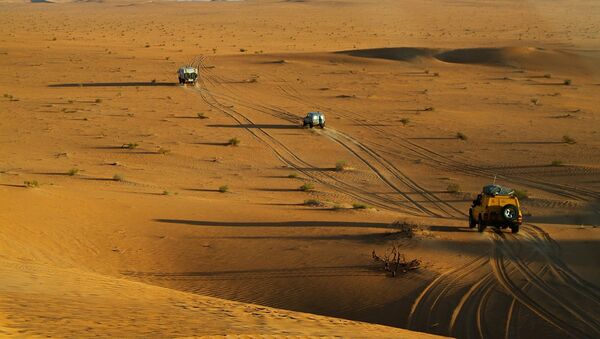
469, 184, 523, 233
178, 66, 198, 85
303, 112, 325, 128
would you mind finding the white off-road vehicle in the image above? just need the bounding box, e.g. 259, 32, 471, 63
303, 111, 325, 128
178, 66, 198, 85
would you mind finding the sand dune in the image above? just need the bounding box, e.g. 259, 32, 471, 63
339, 47, 600, 74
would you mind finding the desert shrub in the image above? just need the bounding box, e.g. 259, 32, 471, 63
513, 188, 529, 200
122, 142, 138, 149
197, 112, 208, 119
563, 79, 572, 86
157, 147, 170, 155
218, 185, 229, 193
299, 183, 314, 191
67, 168, 79, 176
287, 172, 298, 179
456, 132, 468, 141
335, 161, 348, 172
332, 204, 344, 210
112, 174, 124, 181
239, 48, 247, 52
424, 106, 434, 111
24, 180, 39, 188
303, 199, 322, 207
447, 183, 461, 193
400, 118, 410, 126
95, 98, 102, 103
551, 160, 563, 166
162, 190, 171, 196
352, 203, 368, 209
228, 137, 240, 146
544, 73, 552, 79
562, 135, 576, 144
530, 98, 540, 106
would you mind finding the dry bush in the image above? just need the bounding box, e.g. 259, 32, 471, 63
372, 243, 421, 277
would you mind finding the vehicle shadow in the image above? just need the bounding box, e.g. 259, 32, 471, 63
48, 82, 177, 88
153, 219, 395, 229
208, 124, 300, 129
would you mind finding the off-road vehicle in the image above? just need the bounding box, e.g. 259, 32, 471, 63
303, 111, 325, 128
469, 184, 523, 233
178, 66, 198, 85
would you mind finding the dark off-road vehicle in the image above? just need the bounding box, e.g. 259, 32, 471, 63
469, 184, 523, 233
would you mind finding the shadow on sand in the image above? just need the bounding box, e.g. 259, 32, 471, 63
48, 82, 177, 88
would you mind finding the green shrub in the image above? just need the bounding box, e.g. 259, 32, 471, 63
218, 185, 229, 193
299, 183, 314, 191
562, 135, 576, 144
303, 199, 322, 207
335, 161, 348, 172
24, 180, 39, 188
352, 203, 368, 209
67, 168, 79, 176
122, 142, 138, 149
446, 183, 461, 193
287, 172, 298, 179
563, 79, 572, 86
400, 118, 410, 126
228, 137, 240, 146
456, 132, 468, 141
551, 160, 563, 166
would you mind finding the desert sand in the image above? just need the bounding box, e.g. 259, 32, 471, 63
0, 0, 599, 338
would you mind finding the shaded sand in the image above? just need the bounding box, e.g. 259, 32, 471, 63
1, 0, 599, 338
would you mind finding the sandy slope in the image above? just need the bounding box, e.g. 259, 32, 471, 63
1, 0, 599, 338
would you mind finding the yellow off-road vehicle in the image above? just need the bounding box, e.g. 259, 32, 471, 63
469, 184, 523, 233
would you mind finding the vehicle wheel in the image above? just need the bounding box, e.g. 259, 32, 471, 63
510, 224, 520, 234
468, 208, 476, 228
319, 123, 325, 128
309, 123, 313, 128
477, 216, 486, 232
502, 204, 518, 222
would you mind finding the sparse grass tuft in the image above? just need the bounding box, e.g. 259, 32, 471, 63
303, 199, 323, 207
228, 137, 241, 146
157, 147, 171, 155
67, 168, 79, 176
456, 132, 468, 141
112, 174, 124, 182
446, 183, 461, 193
218, 185, 229, 193
24, 180, 39, 188
562, 135, 576, 144
287, 172, 298, 179
299, 183, 314, 191
122, 142, 138, 149
352, 203, 369, 210
335, 161, 348, 172
551, 160, 564, 166
400, 118, 410, 126
513, 188, 529, 200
